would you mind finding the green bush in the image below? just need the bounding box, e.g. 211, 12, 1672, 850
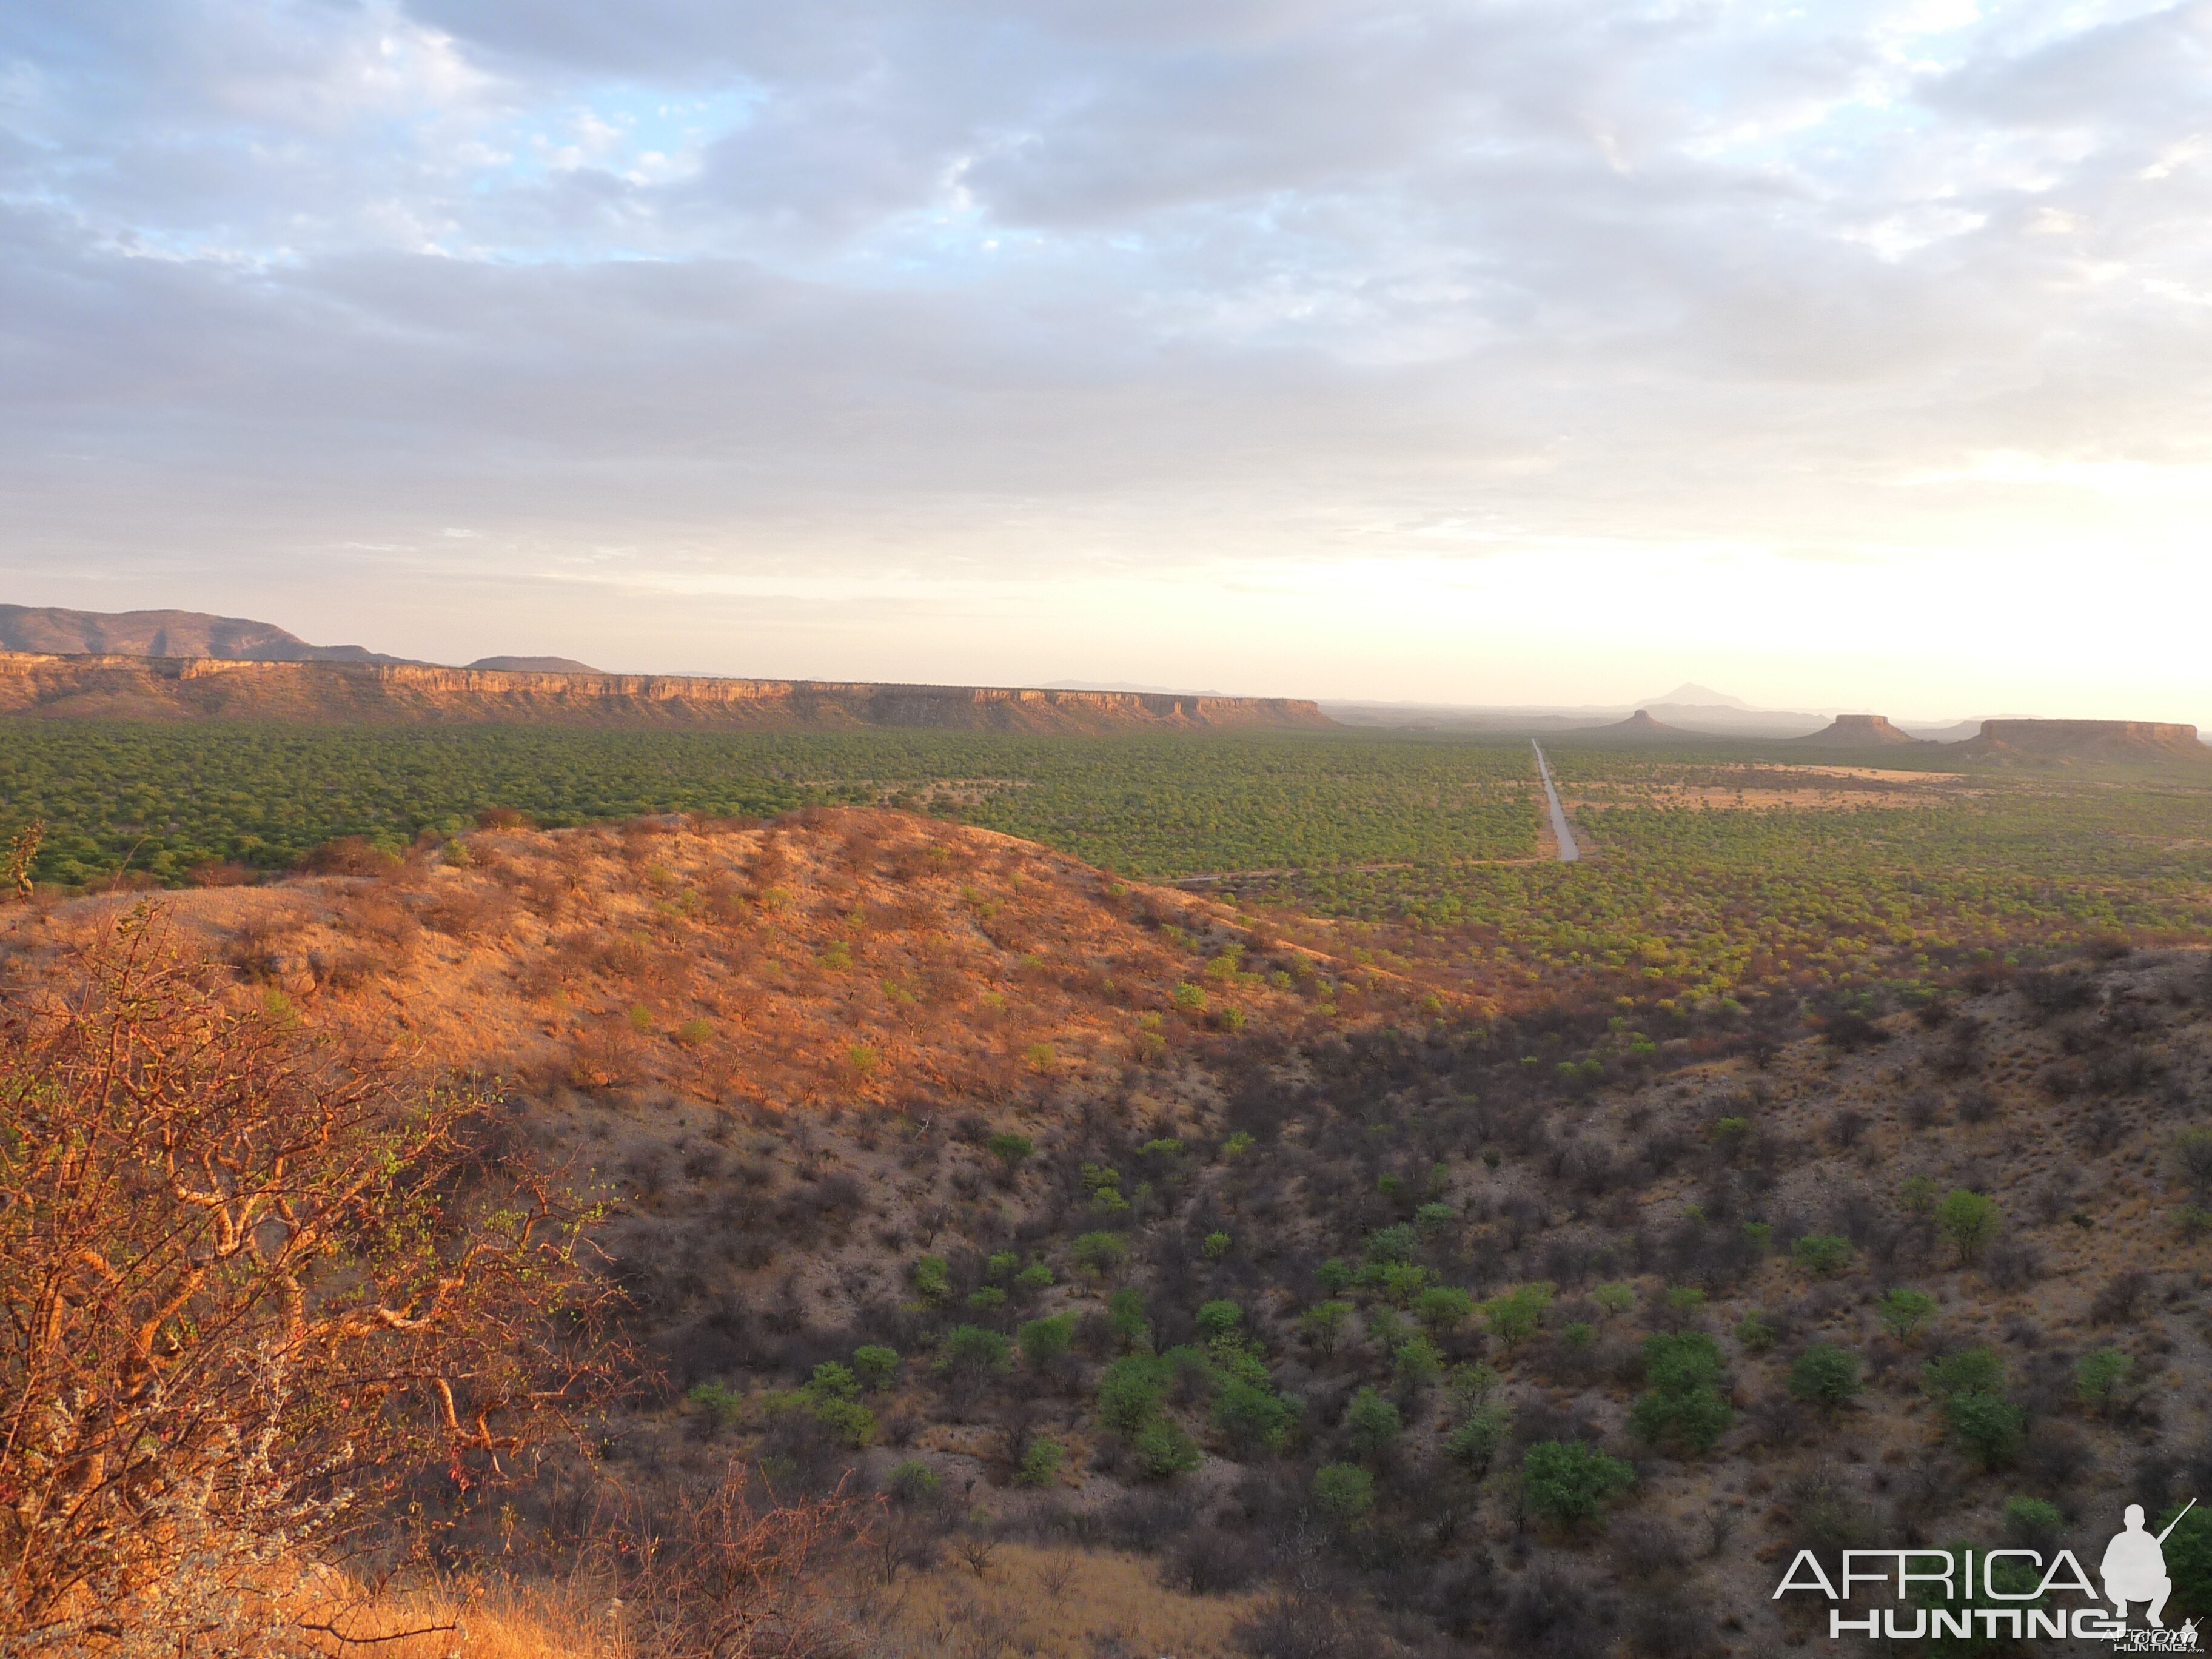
795, 1362, 876, 1447
1443, 1400, 1513, 1476
1372, 1261, 1433, 1305
1014, 1437, 1065, 1487
1134, 1418, 1202, 1478
1415, 1285, 1475, 1332
1877, 1289, 1937, 1341
1213, 1379, 1297, 1456
1393, 1334, 1444, 1391
1591, 1282, 1637, 1318
1316, 1258, 1355, 1295
1097, 1355, 1173, 1437
1481, 1282, 1555, 1346
1734, 1312, 1777, 1351
2076, 1346, 2131, 1410
1791, 1233, 1852, 1275
1414, 1201, 1455, 1234
1195, 1300, 1244, 1342
886, 1459, 941, 1505
1070, 1232, 1130, 1278
1014, 1261, 1056, 1294
1924, 1346, 2005, 1401
911, 1255, 951, 1303
2003, 1498, 2063, 1550
1299, 1300, 1352, 1355
1202, 1230, 1232, 1261
1785, 1345, 1863, 1413
986, 1131, 1034, 1171
1946, 1391, 2026, 1469
1345, 1385, 1403, 1459
1629, 1331, 1731, 1453
686, 1380, 745, 1425
1312, 1463, 1375, 1525
1364, 1224, 1418, 1265
1017, 1314, 1077, 1370
1935, 1188, 2002, 1262
1107, 1287, 1153, 1352
934, 1325, 1011, 1379
1521, 1441, 1635, 1531
851, 1345, 901, 1392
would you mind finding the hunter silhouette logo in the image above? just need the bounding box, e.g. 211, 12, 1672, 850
2103, 1501, 2188, 1629
1772, 1496, 2200, 1646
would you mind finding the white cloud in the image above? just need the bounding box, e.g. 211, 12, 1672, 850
0, 0, 2208, 717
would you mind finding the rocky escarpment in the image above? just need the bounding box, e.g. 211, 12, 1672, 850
1962, 719, 2207, 763
1789, 714, 1923, 747
0, 653, 1332, 733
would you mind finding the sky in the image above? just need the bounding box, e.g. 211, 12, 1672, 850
3, 0, 2211, 720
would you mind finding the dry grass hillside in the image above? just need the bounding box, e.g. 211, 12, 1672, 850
0, 808, 1464, 1111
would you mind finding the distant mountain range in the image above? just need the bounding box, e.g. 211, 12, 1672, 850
0, 605, 603, 674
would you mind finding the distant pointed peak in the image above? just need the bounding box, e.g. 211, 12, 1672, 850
1640, 682, 1751, 710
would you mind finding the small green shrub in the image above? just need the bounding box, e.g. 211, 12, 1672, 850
1415, 1285, 1475, 1332
1877, 1289, 1937, 1341
1195, 1300, 1243, 1342
1133, 1418, 1202, 1478
2076, 1346, 2131, 1410
1345, 1385, 1403, 1459
887, 1460, 940, 1504
1298, 1300, 1352, 1356
1791, 1233, 1852, 1275
1017, 1314, 1076, 1370
934, 1326, 1011, 1379
1946, 1390, 2025, 1469
1313, 1463, 1375, 1525
1481, 1282, 1555, 1346
1786, 1345, 1863, 1413
1935, 1188, 2002, 1262
1521, 1441, 1634, 1532
1014, 1437, 1065, 1487
852, 1345, 900, 1391
911, 1255, 951, 1303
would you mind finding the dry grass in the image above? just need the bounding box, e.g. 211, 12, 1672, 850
880, 1543, 1256, 1659
292, 1574, 616, 1659
0, 810, 1468, 1116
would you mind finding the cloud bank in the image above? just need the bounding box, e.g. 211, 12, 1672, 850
3, 0, 2210, 713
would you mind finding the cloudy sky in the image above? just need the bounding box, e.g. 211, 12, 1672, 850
4, 0, 2210, 718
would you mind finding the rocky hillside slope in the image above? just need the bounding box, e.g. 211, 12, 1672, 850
0, 603, 398, 662
0, 652, 1331, 732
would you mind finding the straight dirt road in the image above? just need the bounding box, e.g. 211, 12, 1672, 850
1531, 740, 1580, 863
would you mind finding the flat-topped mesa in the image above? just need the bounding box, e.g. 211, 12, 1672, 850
1963, 718, 2207, 763
1791, 714, 1922, 747
0, 652, 1332, 732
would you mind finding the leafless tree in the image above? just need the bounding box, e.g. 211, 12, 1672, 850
0, 905, 612, 1652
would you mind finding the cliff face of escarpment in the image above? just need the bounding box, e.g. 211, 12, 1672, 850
1961, 719, 2207, 763
1791, 714, 1923, 747
0, 653, 1332, 733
